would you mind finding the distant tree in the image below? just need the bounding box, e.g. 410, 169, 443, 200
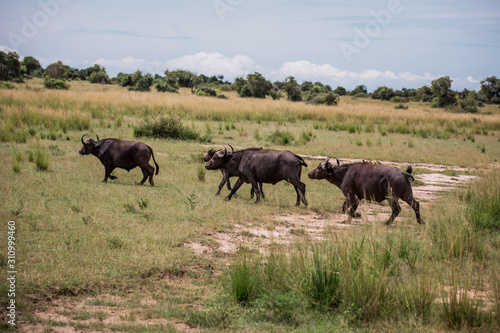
89, 70, 111, 84
479, 76, 500, 104
0, 51, 22, 81
301, 81, 313, 92
170, 70, 195, 88
431, 76, 456, 108
333, 86, 347, 96
234, 72, 273, 98
22, 56, 42, 77
85, 64, 110, 83
155, 70, 179, 93
284, 76, 302, 102
44, 61, 68, 80
416, 85, 433, 102
458, 90, 479, 113
371, 86, 395, 101
350, 85, 367, 96
129, 73, 154, 92
115, 72, 133, 87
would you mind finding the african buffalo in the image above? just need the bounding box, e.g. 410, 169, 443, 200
79, 134, 159, 186
203, 146, 264, 198
308, 159, 423, 225
205, 147, 308, 206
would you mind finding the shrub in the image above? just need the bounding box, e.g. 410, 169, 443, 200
196, 86, 217, 97
267, 129, 295, 145
0, 82, 16, 89
395, 103, 409, 110
44, 78, 69, 90
133, 115, 200, 141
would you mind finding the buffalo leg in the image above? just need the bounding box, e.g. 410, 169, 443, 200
248, 179, 263, 204
344, 194, 360, 223
103, 166, 115, 183
385, 197, 402, 225
139, 165, 154, 186
342, 199, 361, 218
224, 178, 245, 201
250, 183, 263, 199
289, 178, 307, 207
216, 177, 225, 195
403, 196, 425, 225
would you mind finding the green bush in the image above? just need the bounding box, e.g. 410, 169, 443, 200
267, 129, 295, 145
133, 115, 200, 141
196, 86, 217, 97
0, 82, 16, 89
44, 78, 69, 90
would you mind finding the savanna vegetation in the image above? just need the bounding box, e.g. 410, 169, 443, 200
0, 73, 500, 332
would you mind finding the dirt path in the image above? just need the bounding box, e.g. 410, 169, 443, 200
192, 158, 480, 254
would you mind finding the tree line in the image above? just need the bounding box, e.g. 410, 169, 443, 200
1, 50, 499, 112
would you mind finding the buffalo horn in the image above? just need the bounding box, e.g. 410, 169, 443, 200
229, 144, 234, 154
96, 135, 100, 141
336, 159, 340, 167
324, 158, 330, 170
223, 146, 227, 157
81, 134, 90, 145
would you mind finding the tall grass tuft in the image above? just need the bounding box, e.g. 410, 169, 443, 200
463, 170, 500, 231
133, 115, 200, 141
228, 255, 260, 305
304, 245, 342, 311
34, 145, 50, 171
12, 146, 22, 172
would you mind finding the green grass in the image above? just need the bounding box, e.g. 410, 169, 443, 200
0, 80, 499, 332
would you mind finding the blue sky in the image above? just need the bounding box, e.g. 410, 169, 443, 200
1, 0, 499, 91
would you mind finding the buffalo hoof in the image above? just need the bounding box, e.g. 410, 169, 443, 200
109, 175, 118, 180
223, 197, 231, 201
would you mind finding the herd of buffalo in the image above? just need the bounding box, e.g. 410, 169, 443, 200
79, 134, 424, 225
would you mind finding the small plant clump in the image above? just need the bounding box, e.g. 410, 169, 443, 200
133, 115, 200, 141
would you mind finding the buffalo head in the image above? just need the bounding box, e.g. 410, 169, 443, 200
79, 134, 97, 155
205, 146, 232, 170
308, 158, 339, 179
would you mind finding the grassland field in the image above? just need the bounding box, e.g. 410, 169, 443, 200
1, 79, 500, 332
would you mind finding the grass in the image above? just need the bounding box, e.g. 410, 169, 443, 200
0, 79, 499, 332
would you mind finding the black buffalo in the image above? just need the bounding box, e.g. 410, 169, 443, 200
79, 134, 159, 185
203, 146, 264, 198
205, 147, 308, 206
308, 159, 423, 225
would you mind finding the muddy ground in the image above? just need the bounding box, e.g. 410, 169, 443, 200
19, 159, 480, 332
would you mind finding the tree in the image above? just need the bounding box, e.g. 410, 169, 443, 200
234, 72, 273, 99
44, 61, 68, 80
479, 76, 500, 104
89, 70, 110, 84
0, 51, 22, 81
431, 76, 456, 108
372, 86, 395, 101
284, 76, 302, 102
333, 86, 347, 96
350, 85, 367, 96
22, 56, 42, 77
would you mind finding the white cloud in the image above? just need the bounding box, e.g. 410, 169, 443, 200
165, 52, 257, 78
467, 76, 480, 84
273, 60, 442, 89
0, 44, 17, 53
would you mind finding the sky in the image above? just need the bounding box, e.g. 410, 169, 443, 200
1, 0, 499, 91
